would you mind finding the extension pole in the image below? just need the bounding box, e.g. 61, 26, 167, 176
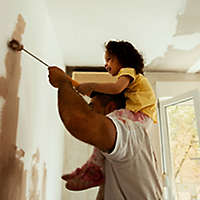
7, 39, 80, 88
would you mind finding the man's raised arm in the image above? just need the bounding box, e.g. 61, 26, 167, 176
48, 67, 116, 152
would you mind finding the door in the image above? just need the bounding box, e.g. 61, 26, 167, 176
158, 89, 200, 200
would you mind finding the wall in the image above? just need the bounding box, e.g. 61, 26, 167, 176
0, 1, 65, 200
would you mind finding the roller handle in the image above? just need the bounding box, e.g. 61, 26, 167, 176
8, 39, 80, 88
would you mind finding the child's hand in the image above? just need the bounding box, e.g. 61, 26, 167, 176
77, 83, 96, 96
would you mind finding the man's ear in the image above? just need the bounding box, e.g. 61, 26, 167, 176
105, 101, 117, 114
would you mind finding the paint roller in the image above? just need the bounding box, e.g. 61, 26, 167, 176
7, 39, 80, 88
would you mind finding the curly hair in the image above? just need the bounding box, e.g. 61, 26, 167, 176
105, 40, 144, 75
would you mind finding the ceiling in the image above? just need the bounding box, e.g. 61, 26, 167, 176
45, 0, 200, 73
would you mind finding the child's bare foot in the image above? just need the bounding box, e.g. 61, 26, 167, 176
62, 163, 104, 191
62, 167, 82, 180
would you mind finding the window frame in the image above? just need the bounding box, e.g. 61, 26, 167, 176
157, 89, 200, 200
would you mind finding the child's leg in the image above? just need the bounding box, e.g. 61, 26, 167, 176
63, 147, 105, 191
88, 147, 105, 170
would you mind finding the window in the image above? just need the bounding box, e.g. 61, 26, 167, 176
158, 89, 200, 200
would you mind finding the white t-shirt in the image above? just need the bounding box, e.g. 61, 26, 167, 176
101, 109, 163, 200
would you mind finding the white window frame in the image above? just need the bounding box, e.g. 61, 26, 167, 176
157, 89, 200, 200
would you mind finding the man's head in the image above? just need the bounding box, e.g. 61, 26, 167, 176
89, 92, 125, 115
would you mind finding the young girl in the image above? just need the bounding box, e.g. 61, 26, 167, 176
62, 40, 157, 194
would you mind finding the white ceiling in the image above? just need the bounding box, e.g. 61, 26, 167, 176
45, 0, 200, 73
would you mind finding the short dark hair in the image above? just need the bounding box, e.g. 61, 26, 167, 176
105, 40, 144, 75
90, 91, 125, 109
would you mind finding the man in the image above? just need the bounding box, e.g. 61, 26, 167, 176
48, 67, 163, 200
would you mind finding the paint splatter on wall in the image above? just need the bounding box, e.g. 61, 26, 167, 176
0, 14, 47, 200
0, 14, 27, 200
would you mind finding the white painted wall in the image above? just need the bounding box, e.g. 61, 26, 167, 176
156, 81, 200, 98
0, 0, 65, 199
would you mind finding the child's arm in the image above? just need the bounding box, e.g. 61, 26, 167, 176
65, 74, 80, 88
77, 75, 132, 96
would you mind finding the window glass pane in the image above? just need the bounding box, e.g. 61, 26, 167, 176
165, 99, 200, 199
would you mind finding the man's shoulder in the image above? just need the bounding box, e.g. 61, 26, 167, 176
107, 109, 134, 119
107, 109, 127, 118
106, 109, 137, 128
